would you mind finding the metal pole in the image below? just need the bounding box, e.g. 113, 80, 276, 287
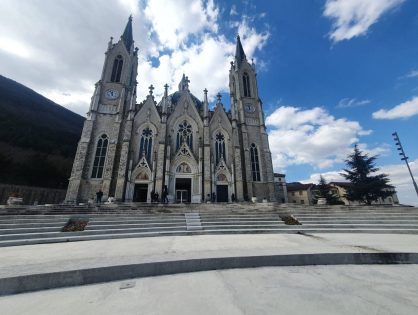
405, 159, 418, 196
392, 132, 418, 197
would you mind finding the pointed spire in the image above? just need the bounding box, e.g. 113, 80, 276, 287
121, 15, 133, 51
203, 88, 208, 119
162, 83, 169, 114
235, 35, 246, 66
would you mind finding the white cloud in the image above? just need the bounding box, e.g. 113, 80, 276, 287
405, 70, 418, 79
381, 159, 418, 206
301, 171, 345, 184
336, 98, 371, 109
266, 105, 382, 170
144, 0, 219, 50
0, 0, 269, 115
324, 0, 405, 42
230, 5, 238, 16
137, 34, 235, 102
372, 96, 418, 120
0, 37, 33, 59
231, 17, 270, 60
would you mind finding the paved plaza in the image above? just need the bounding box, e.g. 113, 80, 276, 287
1, 233, 418, 279
1, 264, 418, 315
0, 233, 417, 314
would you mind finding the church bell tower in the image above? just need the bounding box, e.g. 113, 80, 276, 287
229, 35, 275, 201
65, 17, 138, 203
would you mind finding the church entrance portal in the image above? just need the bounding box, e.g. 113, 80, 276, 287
216, 185, 228, 202
133, 184, 148, 202
175, 178, 191, 203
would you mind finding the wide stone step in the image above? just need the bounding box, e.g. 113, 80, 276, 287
0, 219, 68, 225
85, 222, 186, 230
294, 224, 418, 228
288, 211, 418, 215
0, 230, 191, 247
88, 215, 185, 221
87, 218, 186, 224
0, 215, 82, 220
297, 221, 418, 225
294, 215, 418, 219
0, 226, 189, 241
199, 216, 281, 221
0, 226, 63, 235
0, 214, 184, 221
295, 215, 418, 218
201, 220, 283, 226
1, 227, 418, 247
202, 223, 285, 229
0, 223, 67, 229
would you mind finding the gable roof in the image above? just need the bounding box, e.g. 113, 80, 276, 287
287, 182, 313, 192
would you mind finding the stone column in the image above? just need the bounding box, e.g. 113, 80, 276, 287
65, 120, 94, 203
114, 120, 133, 201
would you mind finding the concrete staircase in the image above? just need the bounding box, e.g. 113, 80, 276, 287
0, 203, 417, 246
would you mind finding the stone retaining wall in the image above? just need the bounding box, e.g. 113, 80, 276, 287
0, 184, 66, 205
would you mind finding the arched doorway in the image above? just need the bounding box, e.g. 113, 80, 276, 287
216, 173, 229, 202
133, 171, 150, 202
175, 162, 192, 203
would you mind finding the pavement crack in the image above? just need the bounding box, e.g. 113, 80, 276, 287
352, 245, 383, 252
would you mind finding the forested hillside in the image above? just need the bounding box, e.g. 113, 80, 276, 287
0, 75, 84, 188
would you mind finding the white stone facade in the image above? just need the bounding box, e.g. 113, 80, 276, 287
65, 18, 276, 203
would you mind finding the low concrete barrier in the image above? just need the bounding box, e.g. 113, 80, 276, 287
1, 252, 417, 296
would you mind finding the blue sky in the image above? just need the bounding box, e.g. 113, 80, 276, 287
0, 0, 417, 205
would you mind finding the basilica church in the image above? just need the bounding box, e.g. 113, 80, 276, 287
65, 17, 276, 203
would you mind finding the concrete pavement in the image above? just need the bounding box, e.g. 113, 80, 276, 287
1, 265, 418, 315
1, 233, 418, 295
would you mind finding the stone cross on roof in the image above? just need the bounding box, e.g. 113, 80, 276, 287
216, 93, 222, 104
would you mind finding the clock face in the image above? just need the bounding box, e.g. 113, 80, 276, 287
105, 89, 119, 100
244, 103, 255, 113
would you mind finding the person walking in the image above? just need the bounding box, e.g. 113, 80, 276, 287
162, 185, 169, 203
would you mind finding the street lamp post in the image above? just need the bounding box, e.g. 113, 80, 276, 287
392, 132, 418, 197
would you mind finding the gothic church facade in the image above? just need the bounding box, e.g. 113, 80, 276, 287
65, 17, 276, 203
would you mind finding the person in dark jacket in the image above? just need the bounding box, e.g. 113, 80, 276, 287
96, 190, 103, 204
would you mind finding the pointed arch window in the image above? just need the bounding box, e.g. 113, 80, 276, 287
215, 132, 226, 165
250, 143, 260, 181
111, 55, 123, 82
243, 72, 251, 97
176, 120, 193, 150
139, 128, 153, 162
92, 134, 108, 178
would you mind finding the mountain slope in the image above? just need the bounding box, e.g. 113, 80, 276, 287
0, 75, 84, 188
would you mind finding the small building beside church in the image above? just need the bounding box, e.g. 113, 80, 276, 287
65, 17, 276, 204
286, 183, 314, 205
329, 182, 399, 206
273, 173, 287, 203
